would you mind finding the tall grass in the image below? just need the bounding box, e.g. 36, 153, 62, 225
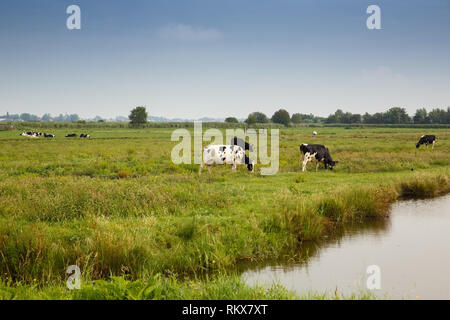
0, 173, 448, 285
0, 275, 379, 300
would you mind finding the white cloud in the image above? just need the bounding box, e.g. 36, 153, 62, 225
157, 24, 223, 42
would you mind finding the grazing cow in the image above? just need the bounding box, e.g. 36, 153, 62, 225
199, 145, 255, 174
65, 133, 77, 137
416, 135, 436, 149
300, 144, 337, 172
44, 133, 55, 138
230, 137, 254, 152
80, 134, 90, 138
312, 131, 317, 136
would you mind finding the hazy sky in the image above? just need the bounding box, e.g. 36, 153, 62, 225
1, 0, 449, 119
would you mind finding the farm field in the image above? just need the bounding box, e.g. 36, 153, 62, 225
0, 126, 449, 299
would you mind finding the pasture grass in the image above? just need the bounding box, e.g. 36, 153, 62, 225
0, 275, 376, 300
0, 126, 448, 299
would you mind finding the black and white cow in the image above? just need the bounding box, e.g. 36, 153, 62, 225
80, 134, 90, 138
44, 133, 55, 138
416, 135, 436, 149
300, 144, 338, 172
230, 137, 254, 152
20, 132, 38, 138
199, 145, 255, 174
65, 133, 77, 137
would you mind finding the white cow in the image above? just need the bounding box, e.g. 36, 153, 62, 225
199, 145, 254, 174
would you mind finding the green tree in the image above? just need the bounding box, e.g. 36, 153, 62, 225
54, 114, 65, 122
244, 113, 257, 125
362, 113, 373, 123
271, 109, 290, 126
350, 114, 362, 123
340, 112, 353, 123
384, 107, 411, 124
129, 106, 148, 124
41, 113, 52, 122
224, 117, 239, 123
413, 108, 428, 124
251, 112, 269, 123
325, 114, 338, 123
326, 109, 345, 123
20, 113, 32, 121
428, 108, 447, 124
334, 109, 344, 122
291, 113, 302, 124
69, 114, 79, 122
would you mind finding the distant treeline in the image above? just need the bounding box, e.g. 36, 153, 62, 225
325, 107, 450, 124
233, 107, 450, 126
0, 112, 128, 123
1, 121, 286, 130
1, 112, 81, 122
3, 121, 449, 132
2, 106, 450, 127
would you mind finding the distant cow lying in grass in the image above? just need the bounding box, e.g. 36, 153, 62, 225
44, 133, 55, 138
416, 135, 436, 149
300, 144, 338, 172
199, 145, 255, 174
65, 133, 77, 137
80, 134, 90, 138
20, 132, 38, 138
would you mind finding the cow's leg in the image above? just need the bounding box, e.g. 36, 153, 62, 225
231, 163, 237, 171
432, 140, 435, 149
302, 153, 311, 172
316, 160, 319, 172
207, 165, 211, 174
198, 162, 204, 175
299, 151, 304, 169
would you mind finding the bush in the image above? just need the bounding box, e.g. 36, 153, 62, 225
224, 117, 239, 123
271, 109, 290, 126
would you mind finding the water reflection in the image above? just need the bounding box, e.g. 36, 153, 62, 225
242, 195, 450, 299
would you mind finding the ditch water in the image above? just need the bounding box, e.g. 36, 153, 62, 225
242, 195, 450, 299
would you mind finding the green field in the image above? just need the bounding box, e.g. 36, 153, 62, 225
0, 126, 449, 299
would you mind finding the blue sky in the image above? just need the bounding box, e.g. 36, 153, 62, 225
1, 0, 449, 118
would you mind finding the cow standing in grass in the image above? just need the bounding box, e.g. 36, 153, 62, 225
199, 145, 254, 174
300, 144, 338, 172
416, 135, 436, 149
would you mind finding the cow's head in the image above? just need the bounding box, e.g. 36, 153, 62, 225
327, 160, 338, 170
416, 142, 421, 148
247, 160, 255, 172
244, 155, 255, 172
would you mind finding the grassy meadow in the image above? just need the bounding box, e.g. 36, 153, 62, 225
0, 126, 449, 299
